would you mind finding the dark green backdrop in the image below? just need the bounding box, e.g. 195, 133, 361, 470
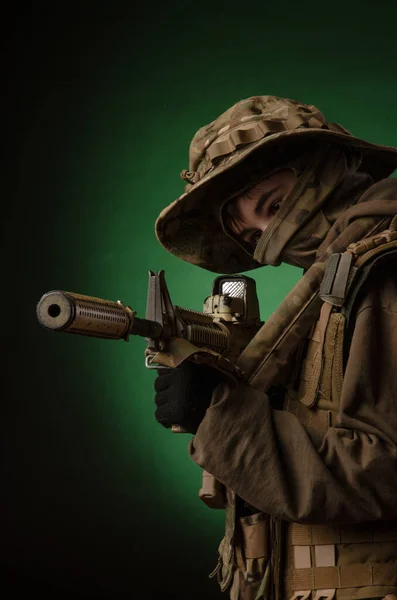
4, 2, 397, 598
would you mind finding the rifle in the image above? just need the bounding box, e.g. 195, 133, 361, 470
36, 271, 263, 507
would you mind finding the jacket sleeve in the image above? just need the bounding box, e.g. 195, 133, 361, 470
188, 269, 397, 523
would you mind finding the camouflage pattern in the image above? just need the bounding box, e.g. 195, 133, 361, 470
155, 95, 397, 274
252, 146, 364, 269
237, 178, 397, 391
156, 96, 397, 600
189, 178, 397, 600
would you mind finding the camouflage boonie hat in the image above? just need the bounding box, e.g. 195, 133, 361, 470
155, 95, 397, 274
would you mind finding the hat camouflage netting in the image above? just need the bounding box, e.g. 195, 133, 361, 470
155, 95, 397, 274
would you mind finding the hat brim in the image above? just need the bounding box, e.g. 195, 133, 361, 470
156, 127, 397, 274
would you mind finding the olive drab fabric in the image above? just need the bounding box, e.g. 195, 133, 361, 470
189, 239, 397, 600
281, 229, 397, 600
188, 197, 397, 600
154, 95, 397, 600
236, 178, 397, 393
251, 147, 365, 270
155, 95, 397, 274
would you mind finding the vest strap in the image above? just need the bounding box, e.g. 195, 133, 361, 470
292, 563, 397, 590
319, 252, 354, 307
300, 302, 333, 408
291, 522, 397, 545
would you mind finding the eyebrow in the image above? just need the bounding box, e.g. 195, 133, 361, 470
254, 189, 274, 215
227, 188, 274, 239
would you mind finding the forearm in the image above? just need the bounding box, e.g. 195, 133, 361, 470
189, 380, 397, 523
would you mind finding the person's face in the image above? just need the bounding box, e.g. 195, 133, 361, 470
225, 168, 299, 250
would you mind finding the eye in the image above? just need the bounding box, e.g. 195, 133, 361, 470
250, 230, 262, 246
271, 200, 282, 214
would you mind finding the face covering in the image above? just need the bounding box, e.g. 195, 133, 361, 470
253, 147, 366, 270
237, 149, 397, 393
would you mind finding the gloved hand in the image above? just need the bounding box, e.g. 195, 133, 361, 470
154, 361, 222, 434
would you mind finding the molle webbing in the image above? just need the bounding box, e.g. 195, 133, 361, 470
293, 563, 397, 590
237, 212, 394, 395
320, 228, 397, 311
294, 308, 345, 416
299, 302, 333, 409
297, 227, 397, 415
290, 523, 397, 593
286, 224, 397, 600
291, 522, 397, 546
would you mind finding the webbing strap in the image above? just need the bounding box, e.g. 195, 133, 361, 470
289, 592, 311, 600
291, 522, 397, 545
205, 110, 327, 165
319, 253, 354, 307
292, 563, 397, 590
300, 230, 397, 412
340, 240, 397, 376
289, 590, 336, 600
300, 302, 333, 408
313, 545, 336, 599
207, 120, 285, 162
347, 229, 397, 260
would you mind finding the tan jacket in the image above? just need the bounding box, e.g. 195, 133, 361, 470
189, 259, 397, 599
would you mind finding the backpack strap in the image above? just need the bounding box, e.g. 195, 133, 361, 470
318, 220, 397, 304
301, 223, 397, 408
319, 225, 397, 308
341, 241, 397, 367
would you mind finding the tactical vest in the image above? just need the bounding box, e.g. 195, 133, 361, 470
208, 224, 397, 600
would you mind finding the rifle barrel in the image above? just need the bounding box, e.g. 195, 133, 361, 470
36, 290, 163, 341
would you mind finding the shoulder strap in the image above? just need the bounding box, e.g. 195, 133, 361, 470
342, 242, 397, 327
318, 223, 397, 373
319, 225, 397, 313
341, 242, 397, 367
319, 225, 397, 307
295, 220, 397, 410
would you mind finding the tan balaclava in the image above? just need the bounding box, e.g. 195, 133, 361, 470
242, 146, 369, 270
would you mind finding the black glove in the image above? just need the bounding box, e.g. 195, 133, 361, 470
154, 361, 222, 434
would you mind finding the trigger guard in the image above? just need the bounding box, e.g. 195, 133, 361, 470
145, 355, 169, 369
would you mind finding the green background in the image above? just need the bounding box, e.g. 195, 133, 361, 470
4, 2, 397, 598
